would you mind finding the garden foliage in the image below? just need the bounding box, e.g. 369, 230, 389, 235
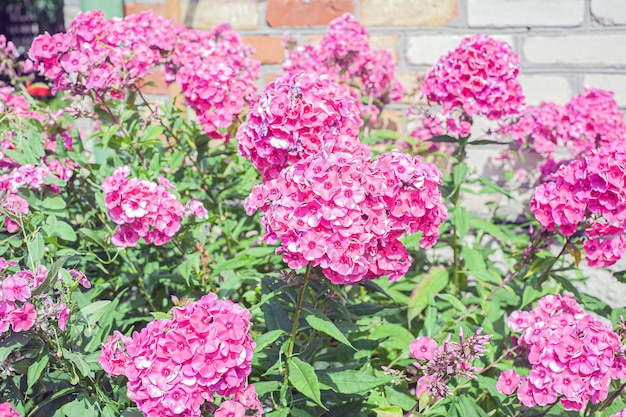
0, 10, 626, 417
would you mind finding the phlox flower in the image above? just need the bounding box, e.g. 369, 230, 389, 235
102, 167, 208, 248
98, 294, 260, 417
496, 369, 521, 395
10, 302, 36, 332
245, 150, 446, 284
237, 71, 368, 181
0, 402, 20, 417
507, 294, 625, 411
421, 35, 523, 136
282, 13, 403, 123
410, 336, 438, 361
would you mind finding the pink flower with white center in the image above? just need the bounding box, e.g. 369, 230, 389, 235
246, 150, 446, 284
0, 301, 15, 333
237, 71, 367, 181
1, 275, 31, 302
410, 336, 438, 361
103, 167, 204, 248
283, 13, 403, 122
60, 50, 89, 73
496, 369, 521, 395
421, 34, 523, 136
507, 293, 625, 410
99, 294, 257, 416
10, 302, 36, 332
58, 303, 69, 331
215, 400, 246, 417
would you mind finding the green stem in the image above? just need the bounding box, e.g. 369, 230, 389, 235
450, 138, 468, 295
599, 382, 626, 412
282, 263, 312, 406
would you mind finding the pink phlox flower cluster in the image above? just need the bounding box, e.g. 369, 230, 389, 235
421, 35, 524, 137
244, 149, 447, 284
98, 293, 262, 417
612, 409, 626, 417
102, 167, 208, 248
0, 262, 89, 334
501, 294, 626, 411
282, 13, 403, 122
499, 88, 626, 175
0, 177, 29, 233
173, 23, 260, 141
237, 71, 368, 181
0, 402, 20, 417
530, 143, 626, 267
29, 10, 175, 95
409, 328, 492, 399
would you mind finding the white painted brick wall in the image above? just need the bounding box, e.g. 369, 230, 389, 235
591, 0, 626, 25
406, 34, 514, 66
518, 75, 572, 105
467, 0, 585, 27
524, 35, 626, 66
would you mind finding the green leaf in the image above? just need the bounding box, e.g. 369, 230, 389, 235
452, 207, 470, 239
254, 381, 281, 397
305, 312, 355, 350
254, 329, 285, 352
373, 406, 404, 417
26, 233, 44, 270
318, 370, 395, 394
44, 215, 77, 241
61, 348, 92, 377
0, 333, 30, 362
288, 356, 327, 410
79, 301, 112, 327
453, 162, 468, 189
40, 196, 67, 210
461, 246, 486, 273
32, 256, 69, 296
27, 349, 49, 390
266, 409, 289, 417
408, 268, 449, 323
428, 135, 458, 143
437, 294, 467, 312
78, 228, 107, 249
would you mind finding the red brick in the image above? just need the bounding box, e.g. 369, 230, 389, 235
124, 2, 167, 17
137, 68, 169, 96
243, 36, 285, 65
266, 0, 355, 27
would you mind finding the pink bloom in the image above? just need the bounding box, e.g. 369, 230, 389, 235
58, 303, 69, 331
10, 302, 36, 332
60, 51, 89, 73
410, 336, 438, 361
496, 369, 520, 395
0, 402, 20, 417
1, 275, 31, 302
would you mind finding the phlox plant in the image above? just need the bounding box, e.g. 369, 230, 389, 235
0, 9, 625, 417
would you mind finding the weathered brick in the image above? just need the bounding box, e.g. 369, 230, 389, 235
524, 35, 626, 66
180, 0, 259, 30
370, 34, 399, 63
266, 0, 354, 27
468, 0, 584, 27
138, 68, 169, 96
124, 2, 166, 17
395, 72, 424, 105
406, 35, 514, 66
583, 74, 626, 108
360, 0, 457, 27
518, 75, 571, 105
243, 36, 285, 64
591, 0, 626, 25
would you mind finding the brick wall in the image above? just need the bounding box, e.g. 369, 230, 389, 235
66, 0, 622, 111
